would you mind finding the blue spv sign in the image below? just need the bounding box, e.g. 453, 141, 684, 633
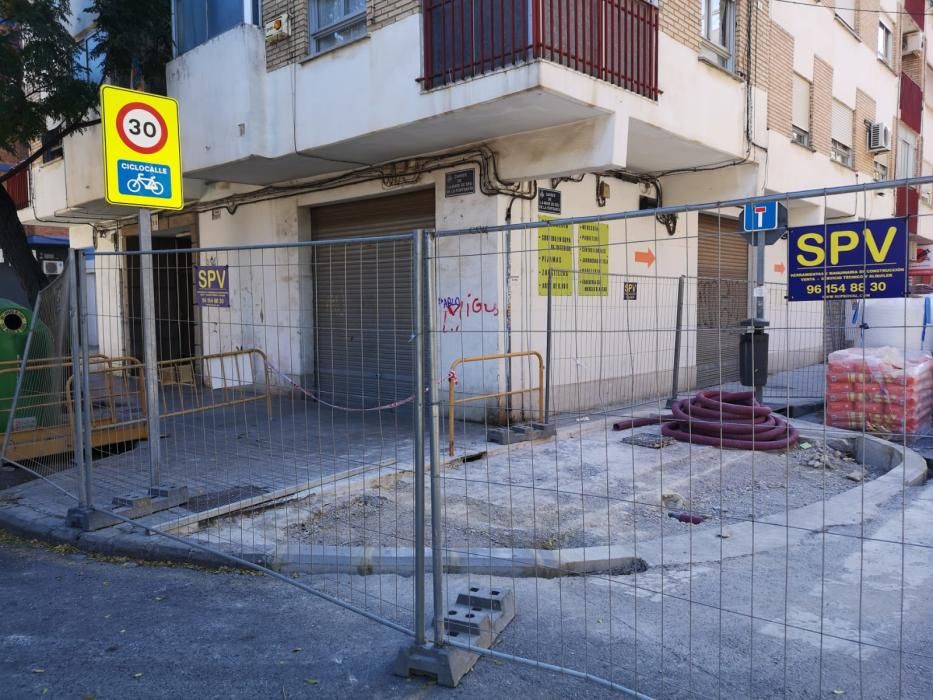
117, 159, 172, 199
787, 217, 907, 302
194, 265, 230, 308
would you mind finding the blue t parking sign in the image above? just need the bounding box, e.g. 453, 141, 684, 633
743, 202, 778, 231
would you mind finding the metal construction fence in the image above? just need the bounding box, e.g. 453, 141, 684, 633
2, 176, 933, 696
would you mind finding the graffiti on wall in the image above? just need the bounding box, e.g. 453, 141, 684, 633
438, 293, 499, 333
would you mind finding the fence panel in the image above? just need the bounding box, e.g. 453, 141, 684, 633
430, 197, 933, 696
4, 178, 933, 695
78, 234, 423, 633
0, 260, 78, 492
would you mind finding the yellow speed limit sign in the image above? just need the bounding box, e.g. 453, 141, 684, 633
100, 85, 183, 210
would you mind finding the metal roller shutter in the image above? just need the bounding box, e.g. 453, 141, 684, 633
696, 214, 749, 388
310, 189, 435, 408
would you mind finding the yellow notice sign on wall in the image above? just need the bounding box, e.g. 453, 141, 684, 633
100, 85, 184, 210
538, 215, 573, 296
577, 222, 609, 296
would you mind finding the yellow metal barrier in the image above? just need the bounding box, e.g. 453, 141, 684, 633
1, 350, 274, 462
0, 353, 108, 372
448, 351, 544, 456
1, 356, 148, 462
156, 349, 273, 419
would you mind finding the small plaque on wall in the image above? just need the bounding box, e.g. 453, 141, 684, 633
445, 169, 476, 197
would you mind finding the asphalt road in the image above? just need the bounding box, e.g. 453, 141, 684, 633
0, 530, 614, 700
4, 479, 933, 699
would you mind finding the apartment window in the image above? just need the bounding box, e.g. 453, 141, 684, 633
700, 0, 736, 72
897, 130, 918, 179
874, 158, 889, 181
831, 100, 854, 168
310, 0, 367, 55
878, 21, 893, 65
74, 31, 105, 84
836, 0, 856, 30
174, 0, 258, 55
41, 129, 63, 164
792, 74, 811, 147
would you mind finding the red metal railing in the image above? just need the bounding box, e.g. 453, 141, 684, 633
896, 186, 920, 235
421, 0, 658, 100
905, 0, 925, 30
1, 167, 29, 210
900, 72, 923, 134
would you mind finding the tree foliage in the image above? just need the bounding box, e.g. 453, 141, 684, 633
0, 0, 172, 155
0, 0, 172, 304
88, 0, 171, 93
0, 0, 97, 153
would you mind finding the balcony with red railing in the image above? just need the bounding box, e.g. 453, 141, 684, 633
900, 72, 923, 133
421, 0, 659, 99
1, 167, 29, 210
896, 185, 920, 235
905, 0, 925, 31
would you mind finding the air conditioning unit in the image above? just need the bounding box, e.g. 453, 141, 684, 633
923, 190, 933, 205
41, 259, 64, 276
867, 122, 891, 152
903, 32, 923, 56
265, 13, 290, 43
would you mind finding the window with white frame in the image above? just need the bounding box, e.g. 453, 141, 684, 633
173, 0, 259, 56
831, 100, 854, 167
874, 157, 889, 181
41, 128, 63, 164
792, 75, 811, 147
878, 21, 893, 65
700, 0, 736, 72
836, 0, 856, 30
897, 129, 918, 179
309, 0, 367, 55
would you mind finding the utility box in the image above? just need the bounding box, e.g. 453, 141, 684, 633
739, 330, 769, 388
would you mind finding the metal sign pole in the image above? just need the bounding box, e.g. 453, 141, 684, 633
754, 232, 766, 405
91, 86, 187, 520
755, 232, 766, 322
139, 207, 161, 487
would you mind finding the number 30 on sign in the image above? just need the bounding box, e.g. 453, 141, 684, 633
100, 85, 183, 210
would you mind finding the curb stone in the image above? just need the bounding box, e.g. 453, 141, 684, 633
0, 427, 925, 576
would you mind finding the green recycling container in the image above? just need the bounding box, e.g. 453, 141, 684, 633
0, 299, 55, 434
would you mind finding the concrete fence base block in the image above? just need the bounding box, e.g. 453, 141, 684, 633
394, 587, 515, 687
394, 642, 480, 688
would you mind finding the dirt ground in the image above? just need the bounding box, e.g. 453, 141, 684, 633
198, 424, 875, 552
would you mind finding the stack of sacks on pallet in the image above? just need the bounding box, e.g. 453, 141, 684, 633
826, 347, 933, 434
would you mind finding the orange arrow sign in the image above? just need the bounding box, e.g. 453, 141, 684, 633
634, 249, 656, 267
774, 262, 786, 273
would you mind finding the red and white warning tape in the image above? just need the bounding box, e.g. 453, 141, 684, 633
264, 360, 415, 412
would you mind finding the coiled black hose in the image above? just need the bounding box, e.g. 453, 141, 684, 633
612, 390, 799, 451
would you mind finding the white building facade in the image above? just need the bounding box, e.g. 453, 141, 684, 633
15, 0, 933, 416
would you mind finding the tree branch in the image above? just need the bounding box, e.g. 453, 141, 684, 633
0, 118, 102, 185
